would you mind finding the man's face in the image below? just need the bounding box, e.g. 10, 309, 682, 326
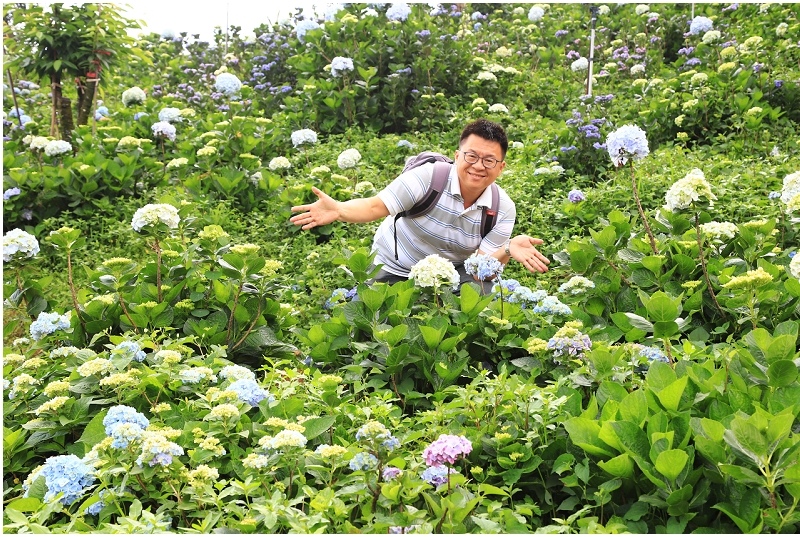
454, 134, 506, 197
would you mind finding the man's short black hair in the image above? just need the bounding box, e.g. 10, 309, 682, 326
459, 118, 508, 158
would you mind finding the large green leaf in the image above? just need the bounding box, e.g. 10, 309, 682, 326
655, 449, 689, 482
563, 417, 617, 457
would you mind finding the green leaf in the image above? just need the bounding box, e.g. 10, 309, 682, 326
78, 409, 108, 449
655, 449, 689, 482
598, 453, 634, 478
766, 360, 798, 388
624, 313, 653, 331
419, 325, 445, 349
765, 335, 798, 364
300, 416, 336, 440
563, 417, 616, 457
618, 390, 648, 426
654, 376, 688, 412
609, 421, 650, 461
645, 291, 680, 322
477, 483, 509, 497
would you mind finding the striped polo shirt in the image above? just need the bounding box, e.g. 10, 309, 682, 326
373, 162, 516, 277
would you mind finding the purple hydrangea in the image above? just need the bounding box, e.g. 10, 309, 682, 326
421, 465, 458, 486
422, 434, 472, 466
568, 189, 585, 203
3, 187, 21, 200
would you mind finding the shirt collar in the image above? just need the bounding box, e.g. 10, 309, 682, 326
448, 167, 495, 209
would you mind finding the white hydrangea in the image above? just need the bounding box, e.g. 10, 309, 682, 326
158, 107, 182, 123
702, 30, 721, 44
269, 156, 292, 170
558, 276, 596, 295
571, 57, 589, 72
635, 4, 649, 15
44, 140, 72, 157
598, 5, 610, 15
780, 171, 800, 205
630, 64, 645, 75
527, 6, 544, 21
789, 254, 800, 280
131, 203, 181, 232
337, 148, 362, 169
291, 129, 318, 148
700, 221, 739, 241
3, 229, 40, 263
121, 86, 146, 107
663, 168, 717, 212
214, 73, 242, 96
408, 254, 460, 290
477, 71, 498, 82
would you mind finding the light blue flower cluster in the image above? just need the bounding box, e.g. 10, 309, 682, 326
421, 465, 457, 486
389, 525, 421, 534
348, 451, 379, 471
85, 489, 109, 516
355, 421, 401, 451
30, 454, 96, 505
386, 2, 411, 21
136, 432, 184, 467
158, 107, 181, 123
547, 332, 592, 358
29, 311, 71, 341
631, 343, 669, 363
228, 378, 274, 406
214, 73, 242, 96
533, 295, 572, 316
605, 124, 649, 166
113, 340, 146, 362
151, 121, 177, 141
397, 139, 414, 149
330, 56, 354, 77
688, 16, 713, 35
528, 6, 544, 22
291, 128, 318, 148
3, 187, 20, 200
103, 405, 149, 437
557, 276, 596, 295
324, 288, 350, 309
464, 252, 504, 281
295, 19, 321, 43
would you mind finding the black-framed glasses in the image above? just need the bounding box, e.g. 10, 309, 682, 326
459, 150, 503, 169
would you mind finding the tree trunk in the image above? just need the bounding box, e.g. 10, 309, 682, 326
58, 96, 74, 145
50, 73, 61, 138
76, 77, 97, 125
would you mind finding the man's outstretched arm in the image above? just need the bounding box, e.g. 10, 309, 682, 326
290, 186, 390, 230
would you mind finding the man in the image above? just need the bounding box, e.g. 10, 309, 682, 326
290, 119, 550, 288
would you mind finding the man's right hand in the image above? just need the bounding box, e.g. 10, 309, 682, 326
290, 187, 340, 230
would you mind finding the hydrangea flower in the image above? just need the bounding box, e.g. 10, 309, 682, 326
113, 340, 146, 362
44, 140, 72, 157
103, 405, 149, 436
337, 148, 361, 169
219, 364, 256, 382
228, 378, 274, 406
179, 367, 217, 384
214, 72, 242, 96
3, 228, 39, 263
349, 451, 379, 471
260, 429, 308, 450
423, 434, 472, 466
558, 276, 595, 295
386, 3, 412, 21
533, 295, 572, 315
547, 323, 592, 358
568, 189, 585, 203
605, 124, 649, 166
780, 171, 800, 206
397, 139, 414, 149
136, 430, 184, 466
295, 19, 321, 43
700, 221, 738, 241
688, 16, 713, 35
421, 465, 458, 486
464, 252, 504, 281
291, 128, 318, 148
26, 454, 95, 505
355, 420, 401, 451
722, 267, 773, 290
789, 253, 800, 280
269, 156, 292, 170
131, 203, 180, 232
571, 57, 589, 72
663, 168, 716, 212
29, 311, 71, 341
630, 343, 669, 363
158, 107, 182, 123
409, 254, 460, 290
330, 57, 355, 77
151, 121, 176, 141
488, 103, 509, 114
383, 466, 402, 481
121, 86, 146, 107
528, 6, 544, 21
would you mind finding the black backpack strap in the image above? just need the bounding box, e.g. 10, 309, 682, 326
479, 183, 500, 239
394, 161, 452, 260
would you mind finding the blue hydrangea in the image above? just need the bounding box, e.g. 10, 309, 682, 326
84, 490, 109, 516
96, 106, 109, 117
533, 295, 572, 316
386, 2, 411, 21
133, 112, 149, 121
330, 56, 355, 77
547, 332, 592, 358
568, 189, 585, 203
29, 311, 71, 341
631, 344, 669, 363
506, 286, 548, 306
228, 378, 274, 406
464, 252, 504, 281
349, 451, 379, 471
8, 107, 24, 118
296, 19, 321, 43
113, 340, 146, 362
157, 107, 181, 123
688, 16, 713, 35
421, 465, 457, 486
3, 187, 21, 200
35, 454, 96, 505
605, 124, 649, 166
397, 139, 414, 149
324, 288, 350, 309
214, 73, 242, 96
103, 405, 149, 436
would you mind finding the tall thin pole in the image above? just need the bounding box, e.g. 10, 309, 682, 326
587, 6, 598, 97
691, 3, 695, 18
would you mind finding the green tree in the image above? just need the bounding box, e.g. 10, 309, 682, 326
3, 3, 149, 139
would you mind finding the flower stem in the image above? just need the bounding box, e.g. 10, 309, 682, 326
630, 163, 658, 254
695, 213, 725, 319
154, 237, 163, 303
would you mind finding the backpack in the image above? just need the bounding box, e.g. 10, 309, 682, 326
392, 151, 500, 260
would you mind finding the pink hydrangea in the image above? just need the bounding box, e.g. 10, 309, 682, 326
422, 434, 472, 466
